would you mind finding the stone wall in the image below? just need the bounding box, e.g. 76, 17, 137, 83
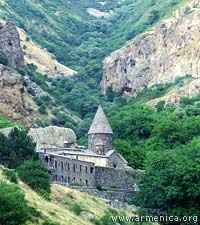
71, 186, 136, 203
107, 151, 128, 169
95, 166, 141, 190
40, 153, 96, 187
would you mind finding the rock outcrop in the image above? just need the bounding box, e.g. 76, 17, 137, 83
0, 126, 77, 149
102, 0, 200, 101
0, 20, 25, 70
29, 126, 77, 149
0, 64, 30, 125
148, 78, 200, 106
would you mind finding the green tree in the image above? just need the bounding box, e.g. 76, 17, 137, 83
17, 160, 51, 198
0, 183, 31, 225
114, 139, 145, 169
137, 139, 200, 224
7, 127, 36, 159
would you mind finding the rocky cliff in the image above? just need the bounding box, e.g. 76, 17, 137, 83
0, 20, 25, 70
0, 21, 31, 125
0, 64, 30, 125
102, 0, 200, 101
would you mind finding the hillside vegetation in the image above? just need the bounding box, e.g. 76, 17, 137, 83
0, 165, 152, 225
0, 0, 189, 127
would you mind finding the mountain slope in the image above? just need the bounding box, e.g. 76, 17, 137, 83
18, 28, 77, 78
0, 0, 189, 123
0, 0, 186, 77
0, 20, 79, 127
102, 0, 200, 104
0, 166, 143, 225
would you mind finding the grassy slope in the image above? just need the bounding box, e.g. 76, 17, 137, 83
0, 166, 144, 225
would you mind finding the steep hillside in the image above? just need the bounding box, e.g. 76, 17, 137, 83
102, 0, 200, 104
0, 166, 146, 225
0, 0, 186, 77
0, 21, 30, 125
0, 0, 188, 123
18, 28, 77, 78
0, 21, 78, 127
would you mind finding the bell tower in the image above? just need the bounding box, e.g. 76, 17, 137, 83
88, 105, 113, 154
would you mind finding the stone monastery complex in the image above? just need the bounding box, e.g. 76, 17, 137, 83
39, 106, 138, 192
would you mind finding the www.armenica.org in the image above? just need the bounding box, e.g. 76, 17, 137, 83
111, 215, 198, 224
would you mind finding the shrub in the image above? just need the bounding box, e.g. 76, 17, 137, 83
0, 183, 31, 225
38, 104, 48, 115
42, 221, 59, 225
0, 115, 14, 128
17, 160, 51, 199
0, 54, 9, 66
69, 203, 83, 216
27, 87, 35, 96
96, 183, 103, 191
3, 169, 18, 183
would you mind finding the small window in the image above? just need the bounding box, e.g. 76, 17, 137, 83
113, 164, 117, 168
45, 156, 48, 163
86, 180, 88, 186
55, 161, 57, 169
90, 167, 94, 174
68, 177, 70, 183
61, 161, 64, 171
80, 165, 82, 172
67, 163, 70, 171
73, 164, 76, 172
85, 166, 88, 173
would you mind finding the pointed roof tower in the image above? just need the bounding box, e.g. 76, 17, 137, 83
88, 105, 113, 135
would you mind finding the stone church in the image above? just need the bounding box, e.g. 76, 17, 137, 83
39, 106, 138, 190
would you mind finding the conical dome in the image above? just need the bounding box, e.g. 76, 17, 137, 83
88, 105, 113, 135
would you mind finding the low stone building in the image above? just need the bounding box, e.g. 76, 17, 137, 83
39, 106, 140, 192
